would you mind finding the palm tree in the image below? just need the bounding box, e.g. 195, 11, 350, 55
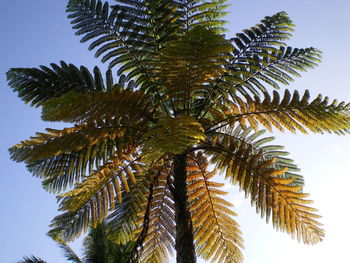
18, 223, 134, 263
18, 257, 48, 263
7, 0, 350, 262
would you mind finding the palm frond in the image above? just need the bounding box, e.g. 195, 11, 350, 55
107, 177, 148, 244
195, 12, 320, 118
49, 171, 146, 242
58, 242, 83, 263
83, 222, 134, 263
176, 0, 230, 33
187, 152, 243, 263
232, 11, 295, 56
41, 88, 155, 123
56, 149, 142, 230
227, 47, 322, 96
82, 223, 110, 263
158, 26, 233, 100
48, 230, 83, 263
66, 0, 230, 95
66, 0, 178, 75
207, 90, 350, 135
207, 126, 324, 244
6, 62, 113, 107
134, 161, 175, 263
142, 115, 206, 163
208, 125, 304, 187
17, 257, 47, 263
10, 119, 142, 193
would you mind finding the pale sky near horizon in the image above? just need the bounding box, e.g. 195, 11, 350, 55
1, 1, 350, 263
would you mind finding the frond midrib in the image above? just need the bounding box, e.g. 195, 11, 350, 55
189, 154, 238, 259
206, 144, 320, 236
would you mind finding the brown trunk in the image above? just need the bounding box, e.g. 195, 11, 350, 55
173, 154, 196, 263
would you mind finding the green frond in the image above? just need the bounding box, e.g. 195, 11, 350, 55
47, 230, 83, 263
232, 11, 295, 55
107, 177, 148, 245
17, 256, 47, 263
209, 126, 304, 186
6, 62, 113, 107
66, 0, 181, 80
66, 0, 230, 94
49, 173, 147, 241
134, 162, 175, 263
225, 11, 298, 95
208, 90, 350, 134
58, 241, 83, 263
54, 150, 142, 234
9, 120, 142, 193
59, 243, 82, 263
176, 0, 230, 33
58, 150, 141, 209
207, 127, 324, 244
158, 26, 233, 100
193, 12, 321, 119
142, 115, 206, 164
83, 222, 135, 263
187, 152, 243, 263
41, 88, 155, 123
225, 46, 322, 96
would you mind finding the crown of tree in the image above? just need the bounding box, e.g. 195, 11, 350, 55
7, 0, 350, 262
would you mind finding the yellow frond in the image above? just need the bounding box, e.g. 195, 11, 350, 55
187, 153, 244, 263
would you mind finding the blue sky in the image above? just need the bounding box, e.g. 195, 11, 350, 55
1, 0, 349, 262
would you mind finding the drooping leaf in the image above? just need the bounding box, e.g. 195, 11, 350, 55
207, 126, 324, 244
187, 152, 243, 263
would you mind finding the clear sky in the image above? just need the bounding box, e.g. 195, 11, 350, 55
1, 0, 349, 263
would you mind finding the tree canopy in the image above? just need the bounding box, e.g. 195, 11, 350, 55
18, 222, 134, 263
7, 0, 350, 262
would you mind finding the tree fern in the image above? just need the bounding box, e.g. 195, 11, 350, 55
7, 1, 350, 262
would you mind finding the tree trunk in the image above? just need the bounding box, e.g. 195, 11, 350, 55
173, 154, 196, 263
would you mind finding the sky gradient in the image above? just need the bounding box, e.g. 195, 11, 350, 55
1, 0, 350, 262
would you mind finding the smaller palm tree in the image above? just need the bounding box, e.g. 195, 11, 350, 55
17, 223, 135, 263
17, 257, 47, 263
